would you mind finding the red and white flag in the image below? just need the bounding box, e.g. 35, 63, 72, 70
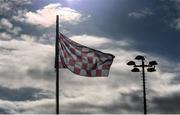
57, 33, 115, 77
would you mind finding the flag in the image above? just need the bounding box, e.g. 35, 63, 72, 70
57, 33, 115, 77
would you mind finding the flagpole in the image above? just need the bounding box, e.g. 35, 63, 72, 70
55, 15, 59, 114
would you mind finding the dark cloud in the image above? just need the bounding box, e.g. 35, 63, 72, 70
101, 91, 143, 114
0, 108, 9, 114
0, 86, 52, 101
0, 47, 16, 52
62, 87, 180, 114
150, 92, 180, 113
170, 75, 180, 85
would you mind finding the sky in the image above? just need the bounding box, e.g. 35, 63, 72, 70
0, 0, 180, 114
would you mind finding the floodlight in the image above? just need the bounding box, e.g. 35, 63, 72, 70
127, 61, 135, 66
149, 61, 158, 66
147, 68, 156, 72
135, 55, 145, 60
131, 68, 140, 72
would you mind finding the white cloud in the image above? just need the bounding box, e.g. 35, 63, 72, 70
170, 0, 180, 29
13, 9, 28, 22
58, 51, 180, 113
70, 35, 111, 47
0, 32, 12, 40
128, 8, 153, 19
0, 98, 55, 114
0, 33, 180, 113
60, 35, 180, 113
69, 34, 130, 50
0, 0, 31, 15
0, 36, 55, 90
10, 27, 22, 35
14, 3, 85, 28
0, 18, 13, 29
173, 16, 180, 29
0, 18, 22, 35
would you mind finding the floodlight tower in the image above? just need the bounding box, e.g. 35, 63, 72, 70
127, 55, 158, 115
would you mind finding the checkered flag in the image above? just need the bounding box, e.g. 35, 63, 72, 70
57, 33, 115, 77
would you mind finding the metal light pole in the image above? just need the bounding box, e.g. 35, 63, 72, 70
127, 55, 158, 115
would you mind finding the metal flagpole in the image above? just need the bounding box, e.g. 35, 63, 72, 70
55, 15, 59, 114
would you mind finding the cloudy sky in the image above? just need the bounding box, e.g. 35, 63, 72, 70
0, 0, 180, 114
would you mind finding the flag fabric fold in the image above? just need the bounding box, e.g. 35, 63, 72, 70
57, 33, 115, 77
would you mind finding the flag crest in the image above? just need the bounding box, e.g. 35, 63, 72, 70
58, 33, 115, 77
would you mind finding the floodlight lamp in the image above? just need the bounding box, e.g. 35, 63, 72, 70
131, 68, 140, 72
147, 68, 156, 72
149, 61, 158, 66
127, 61, 135, 66
135, 55, 145, 60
